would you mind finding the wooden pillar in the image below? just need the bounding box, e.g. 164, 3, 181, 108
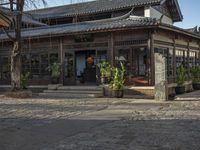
60, 37, 64, 85
199, 42, 200, 65
172, 38, 176, 83
147, 32, 151, 86
150, 32, 155, 86
187, 40, 190, 75
195, 51, 198, 66
108, 32, 115, 66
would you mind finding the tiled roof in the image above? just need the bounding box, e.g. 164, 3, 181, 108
28, 0, 161, 19
0, 7, 46, 26
185, 26, 200, 34
0, 15, 158, 40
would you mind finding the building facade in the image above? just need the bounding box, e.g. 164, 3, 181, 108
0, 0, 199, 94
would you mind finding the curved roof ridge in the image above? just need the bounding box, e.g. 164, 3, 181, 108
83, 7, 135, 24
129, 15, 158, 24
27, 0, 161, 19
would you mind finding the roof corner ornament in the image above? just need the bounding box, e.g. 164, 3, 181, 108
129, 7, 135, 15
121, 7, 135, 19
158, 14, 164, 24
198, 26, 200, 34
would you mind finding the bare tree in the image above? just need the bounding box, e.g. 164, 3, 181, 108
0, 0, 47, 91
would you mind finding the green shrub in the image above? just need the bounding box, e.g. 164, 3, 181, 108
191, 66, 200, 84
21, 72, 30, 89
110, 62, 125, 90
176, 65, 186, 86
47, 62, 61, 78
98, 61, 111, 78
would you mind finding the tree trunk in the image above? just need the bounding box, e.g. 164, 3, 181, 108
10, 0, 24, 91
11, 41, 21, 91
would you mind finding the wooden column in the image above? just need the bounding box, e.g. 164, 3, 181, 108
147, 31, 151, 86
199, 42, 200, 65
187, 40, 190, 75
172, 38, 176, 83
195, 51, 198, 66
108, 32, 115, 66
150, 32, 155, 86
60, 37, 64, 85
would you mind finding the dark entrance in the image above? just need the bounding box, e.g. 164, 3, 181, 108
63, 50, 107, 85
75, 50, 96, 84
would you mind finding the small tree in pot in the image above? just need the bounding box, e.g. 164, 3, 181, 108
175, 65, 186, 94
47, 62, 61, 84
191, 66, 200, 90
110, 62, 125, 98
98, 61, 111, 84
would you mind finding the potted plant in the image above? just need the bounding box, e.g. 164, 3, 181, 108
175, 65, 186, 94
47, 62, 61, 84
98, 61, 111, 84
191, 66, 200, 90
110, 62, 125, 98
21, 72, 30, 89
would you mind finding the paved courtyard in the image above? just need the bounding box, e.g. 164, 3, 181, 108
0, 90, 200, 150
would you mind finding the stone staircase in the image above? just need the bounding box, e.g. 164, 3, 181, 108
39, 85, 103, 98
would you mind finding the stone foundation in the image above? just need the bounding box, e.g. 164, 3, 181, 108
103, 85, 155, 98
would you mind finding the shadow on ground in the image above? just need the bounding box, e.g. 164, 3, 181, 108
0, 117, 200, 150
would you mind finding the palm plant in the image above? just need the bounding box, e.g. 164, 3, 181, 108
48, 62, 61, 78
191, 66, 200, 90
47, 62, 61, 84
175, 65, 186, 94
110, 62, 125, 98
98, 61, 112, 84
176, 65, 186, 86
191, 66, 200, 84
21, 72, 30, 89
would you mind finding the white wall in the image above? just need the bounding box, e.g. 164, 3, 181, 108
144, 6, 173, 25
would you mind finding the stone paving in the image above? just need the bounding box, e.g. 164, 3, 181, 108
0, 91, 200, 150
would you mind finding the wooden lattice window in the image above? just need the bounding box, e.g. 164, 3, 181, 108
189, 51, 196, 67
0, 56, 10, 80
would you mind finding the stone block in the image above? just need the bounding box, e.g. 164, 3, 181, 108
48, 84, 62, 90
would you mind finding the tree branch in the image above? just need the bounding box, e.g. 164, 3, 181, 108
2, 28, 15, 42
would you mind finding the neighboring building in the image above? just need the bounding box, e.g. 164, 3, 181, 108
0, 0, 199, 96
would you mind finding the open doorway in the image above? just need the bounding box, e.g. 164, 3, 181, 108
75, 50, 96, 84
64, 49, 107, 85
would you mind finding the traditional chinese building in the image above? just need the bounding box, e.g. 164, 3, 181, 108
0, 0, 200, 97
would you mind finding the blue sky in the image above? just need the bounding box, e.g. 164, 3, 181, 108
175, 0, 200, 28
42, 0, 200, 29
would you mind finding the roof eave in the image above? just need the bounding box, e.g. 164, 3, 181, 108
173, 0, 183, 22
158, 24, 200, 40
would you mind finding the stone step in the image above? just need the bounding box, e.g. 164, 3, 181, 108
39, 92, 103, 98
57, 86, 102, 91
43, 90, 102, 94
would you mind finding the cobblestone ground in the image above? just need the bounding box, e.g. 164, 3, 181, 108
0, 91, 200, 150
